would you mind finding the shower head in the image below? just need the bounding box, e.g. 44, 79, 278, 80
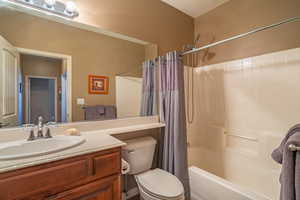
182, 34, 200, 51
194, 34, 201, 45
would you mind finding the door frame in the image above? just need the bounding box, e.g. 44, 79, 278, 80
25, 75, 58, 123
17, 47, 72, 122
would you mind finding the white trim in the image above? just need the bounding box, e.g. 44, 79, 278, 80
17, 48, 71, 60
17, 47, 72, 122
25, 75, 58, 123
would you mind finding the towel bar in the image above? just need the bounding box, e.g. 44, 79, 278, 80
223, 131, 258, 142
288, 144, 300, 152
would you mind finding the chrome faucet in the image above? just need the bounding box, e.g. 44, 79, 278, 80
37, 116, 44, 138
26, 116, 55, 141
26, 124, 36, 141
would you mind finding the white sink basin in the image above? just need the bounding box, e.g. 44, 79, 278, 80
0, 136, 86, 160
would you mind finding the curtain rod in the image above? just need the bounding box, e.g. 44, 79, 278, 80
182, 16, 300, 56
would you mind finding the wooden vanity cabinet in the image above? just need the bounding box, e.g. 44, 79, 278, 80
0, 147, 122, 200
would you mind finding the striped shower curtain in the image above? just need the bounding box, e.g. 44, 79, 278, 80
158, 51, 191, 200
140, 60, 158, 116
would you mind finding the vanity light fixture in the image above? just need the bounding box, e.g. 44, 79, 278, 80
65, 1, 77, 15
24, 0, 33, 3
6, 0, 79, 19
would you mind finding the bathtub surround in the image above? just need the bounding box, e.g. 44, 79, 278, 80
186, 47, 300, 199
158, 52, 190, 200
140, 60, 158, 116
189, 1, 300, 198
186, 0, 300, 199
272, 124, 300, 200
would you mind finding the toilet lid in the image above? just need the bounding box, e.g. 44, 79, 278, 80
136, 169, 184, 199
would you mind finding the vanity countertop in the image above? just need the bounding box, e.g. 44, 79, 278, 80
0, 131, 125, 173
0, 117, 165, 174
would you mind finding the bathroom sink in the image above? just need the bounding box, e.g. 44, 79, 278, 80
0, 136, 86, 160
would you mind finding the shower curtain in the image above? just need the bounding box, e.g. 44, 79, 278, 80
140, 60, 158, 116
158, 52, 191, 200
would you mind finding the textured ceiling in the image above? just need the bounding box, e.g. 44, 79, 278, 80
161, 0, 230, 18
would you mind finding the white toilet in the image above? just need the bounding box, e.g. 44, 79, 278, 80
122, 137, 185, 200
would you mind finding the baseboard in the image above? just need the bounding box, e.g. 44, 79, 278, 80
125, 187, 139, 199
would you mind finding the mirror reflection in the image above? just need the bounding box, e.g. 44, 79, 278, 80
0, 6, 158, 128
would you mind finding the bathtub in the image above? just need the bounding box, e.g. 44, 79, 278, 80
189, 167, 272, 200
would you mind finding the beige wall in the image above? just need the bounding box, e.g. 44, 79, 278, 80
21, 54, 62, 122
193, 0, 300, 66
21, 55, 62, 78
145, 44, 159, 61
0, 9, 146, 121
69, 0, 194, 55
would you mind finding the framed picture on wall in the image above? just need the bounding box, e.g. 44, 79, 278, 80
88, 75, 109, 94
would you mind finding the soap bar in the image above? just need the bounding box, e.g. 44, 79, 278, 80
64, 128, 81, 136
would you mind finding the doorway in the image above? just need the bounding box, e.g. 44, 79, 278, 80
0, 35, 72, 128
26, 76, 57, 124
18, 48, 72, 124
21, 54, 66, 124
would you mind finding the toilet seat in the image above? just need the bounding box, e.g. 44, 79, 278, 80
138, 186, 185, 200
135, 169, 185, 200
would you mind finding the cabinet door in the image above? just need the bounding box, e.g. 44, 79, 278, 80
77, 186, 112, 200
0, 35, 20, 127
47, 175, 121, 200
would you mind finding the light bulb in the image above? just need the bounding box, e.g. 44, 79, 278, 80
24, 0, 34, 4
65, 1, 77, 14
45, 0, 56, 6
44, 0, 56, 9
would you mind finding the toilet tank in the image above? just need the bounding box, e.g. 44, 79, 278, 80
122, 136, 157, 175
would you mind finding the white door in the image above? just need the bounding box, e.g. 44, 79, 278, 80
0, 35, 20, 128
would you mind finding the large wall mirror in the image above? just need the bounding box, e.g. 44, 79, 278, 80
0, 5, 158, 129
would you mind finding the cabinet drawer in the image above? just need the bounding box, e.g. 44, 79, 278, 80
45, 175, 120, 200
0, 159, 89, 199
93, 152, 120, 179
